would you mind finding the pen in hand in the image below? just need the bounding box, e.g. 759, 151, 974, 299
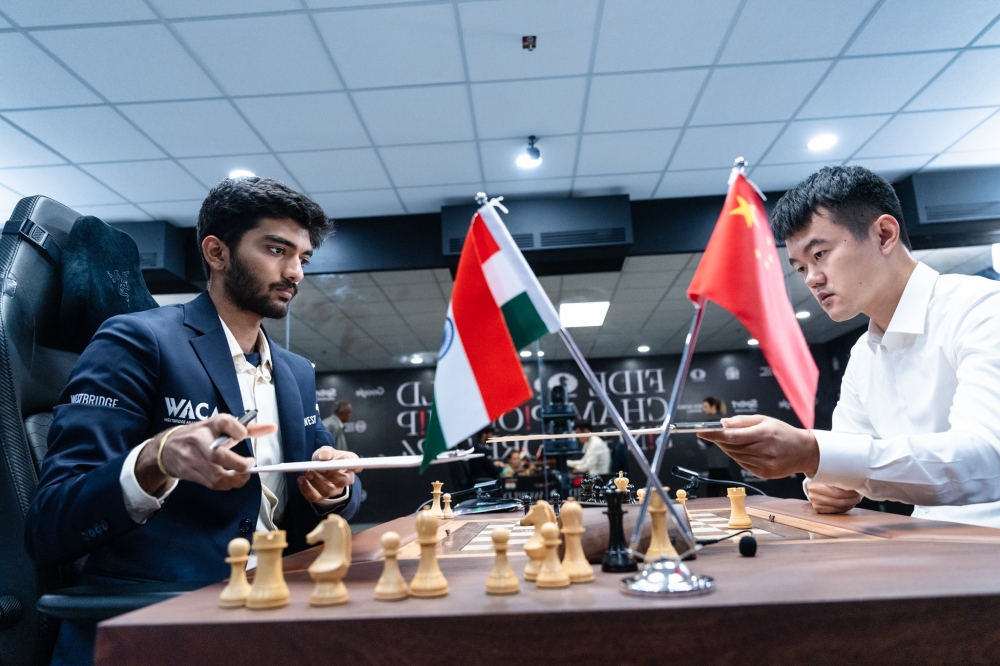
209, 409, 258, 450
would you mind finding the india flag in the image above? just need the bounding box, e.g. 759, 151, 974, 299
420, 202, 561, 471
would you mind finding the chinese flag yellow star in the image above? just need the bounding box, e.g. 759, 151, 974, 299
729, 195, 759, 228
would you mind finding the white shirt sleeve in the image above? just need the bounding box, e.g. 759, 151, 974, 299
119, 439, 179, 524
314, 486, 351, 514
812, 298, 1000, 506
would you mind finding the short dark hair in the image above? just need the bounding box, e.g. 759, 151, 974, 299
574, 418, 592, 431
197, 177, 334, 276
770, 166, 910, 250
332, 400, 352, 414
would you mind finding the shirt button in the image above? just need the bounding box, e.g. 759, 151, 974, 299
239, 518, 253, 534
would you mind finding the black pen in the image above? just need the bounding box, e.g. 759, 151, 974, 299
209, 409, 258, 450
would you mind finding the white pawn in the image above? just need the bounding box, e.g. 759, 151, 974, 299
442, 493, 455, 519
219, 538, 251, 608
485, 528, 519, 595
375, 531, 409, 601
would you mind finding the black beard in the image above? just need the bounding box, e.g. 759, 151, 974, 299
223, 249, 296, 319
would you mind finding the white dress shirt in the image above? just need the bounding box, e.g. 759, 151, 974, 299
119, 318, 347, 561
569, 435, 611, 475
811, 262, 1000, 528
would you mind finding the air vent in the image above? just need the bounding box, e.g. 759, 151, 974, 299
511, 233, 534, 250
448, 237, 463, 254
540, 227, 626, 248
139, 252, 159, 268
925, 201, 1000, 223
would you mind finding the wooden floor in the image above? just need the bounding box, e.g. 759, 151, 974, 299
95, 497, 1000, 666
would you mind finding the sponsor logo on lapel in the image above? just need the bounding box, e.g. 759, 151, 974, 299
304, 414, 317, 426
164, 397, 217, 424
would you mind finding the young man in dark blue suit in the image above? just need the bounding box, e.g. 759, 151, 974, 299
26, 178, 362, 665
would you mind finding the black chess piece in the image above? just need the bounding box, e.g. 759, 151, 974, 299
626, 483, 637, 504
521, 495, 532, 516
580, 474, 596, 502
601, 489, 638, 573
550, 491, 561, 518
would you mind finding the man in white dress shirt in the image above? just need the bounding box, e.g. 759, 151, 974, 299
568, 419, 612, 476
699, 166, 1000, 528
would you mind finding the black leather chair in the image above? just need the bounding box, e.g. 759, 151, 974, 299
0, 197, 192, 666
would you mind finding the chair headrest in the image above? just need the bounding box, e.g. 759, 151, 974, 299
58, 216, 158, 354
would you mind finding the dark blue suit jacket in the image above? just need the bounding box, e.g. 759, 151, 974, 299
25, 292, 361, 585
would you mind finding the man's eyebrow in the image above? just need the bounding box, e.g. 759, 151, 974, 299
787, 237, 828, 265
262, 234, 313, 256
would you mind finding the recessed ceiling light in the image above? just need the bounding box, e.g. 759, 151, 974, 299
520, 350, 532, 358
229, 169, 256, 179
747, 338, 759, 346
536, 351, 545, 357
795, 311, 811, 319
807, 134, 837, 152
516, 135, 542, 169
637, 345, 650, 353
410, 355, 424, 364
559, 301, 610, 328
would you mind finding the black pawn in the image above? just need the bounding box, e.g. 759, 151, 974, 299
550, 491, 561, 518
626, 483, 637, 504
580, 474, 595, 502
601, 489, 638, 573
521, 495, 532, 516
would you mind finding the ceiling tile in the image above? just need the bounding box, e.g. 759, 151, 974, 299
484, 177, 572, 199
314, 4, 464, 88
977, 18, 1000, 45
847, 0, 1000, 55
151, 0, 301, 18
575, 130, 680, 175
762, 115, 890, 164
584, 70, 707, 133
669, 122, 784, 171
0, 165, 124, 206
0, 0, 155, 26
654, 168, 731, 199
857, 108, 995, 157
138, 199, 202, 226
311, 189, 403, 219
624, 254, 692, 272
35, 25, 218, 102
397, 184, 480, 214
82, 160, 207, 202
909, 48, 1000, 111
4, 106, 164, 163
74, 202, 152, 222
799, 52, 954, 118
235, 93, 369, 152
0, 34, 101, 109
120, 100, 267, 157
950, 111, 1000, 152
925, 150, 1000, 170
480, 135, 577, 181
281, 148, 390, 192
175, 15, 341, 96
749, 161, 832, 192
571, 172, 661, 200
846, 154, 934, 179
691, 61, 829, 125
178, 154, 296, 189
379, 142, 480, 188
370, 269, 438, 286
354, 85, 474, 145
595, 0, 741, 72
719, 0, 876, 63
0, 119, 65, 167
459, 0, 599, 81
472, 77, 586, 140
0, 184, 23, 219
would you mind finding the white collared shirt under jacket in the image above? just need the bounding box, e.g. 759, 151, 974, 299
811, 262, 1000, 528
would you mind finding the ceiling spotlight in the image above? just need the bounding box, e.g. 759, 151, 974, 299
747, 338, 759, 346
516, 135, 542, 169
536, 350, 545, 357
795, 311, 811, 319
807, 134, 837, 152
520, 350, 532, 358
229, 169, 256, 179
637, 345, 650, 353
410, 355, 424, 364
559, 301, 610, 328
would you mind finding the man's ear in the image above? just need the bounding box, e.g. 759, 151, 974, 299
872, 214, 901, 256
202, 235, 230, 273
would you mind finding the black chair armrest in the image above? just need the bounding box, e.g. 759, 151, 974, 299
37, 582, 202, 622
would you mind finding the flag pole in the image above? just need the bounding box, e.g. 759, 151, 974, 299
557, 328, 697, 552
627, 298, 706, 552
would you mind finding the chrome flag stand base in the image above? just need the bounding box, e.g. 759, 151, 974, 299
620, 558, 715, 598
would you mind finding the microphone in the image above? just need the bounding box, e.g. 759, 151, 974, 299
671, 466, 768, 496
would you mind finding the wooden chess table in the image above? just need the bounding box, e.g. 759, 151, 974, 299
95, 497, 1000, 665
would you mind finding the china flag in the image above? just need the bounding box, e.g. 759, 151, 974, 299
687, 173, 818, 428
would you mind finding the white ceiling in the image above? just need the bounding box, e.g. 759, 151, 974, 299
2, 0, 1000, 224
226, 244, 993, 372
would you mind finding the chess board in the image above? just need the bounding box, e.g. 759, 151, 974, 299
688, 510, 774, 542
457, 522, 534, 553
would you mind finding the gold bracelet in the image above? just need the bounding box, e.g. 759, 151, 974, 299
157, 426, 185, 477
